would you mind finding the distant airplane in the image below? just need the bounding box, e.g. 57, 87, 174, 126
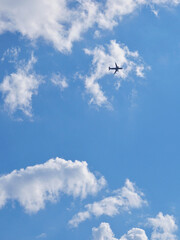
109, 63, 123, 74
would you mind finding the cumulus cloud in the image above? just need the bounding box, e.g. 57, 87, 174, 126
92, 213, 178, 240
148, 212, 178, 240
0, 0, 99, 53
0, 54, 42, 117
0, 0, 179, 53
92, 222, 116, 240
0, 157, 106, 213
120, 228, 148, 240
84, 40, 146, 107
69, 179, 147, 227
51, 73, 68, 91
92, 222, 148, 240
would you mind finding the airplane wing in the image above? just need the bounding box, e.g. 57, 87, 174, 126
115, 62, 118, 68
114, 69, 118, 74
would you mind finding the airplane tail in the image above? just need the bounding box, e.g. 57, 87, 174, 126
109, 67, 110, 70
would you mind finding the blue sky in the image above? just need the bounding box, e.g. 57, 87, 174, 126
0, 1, 180, 239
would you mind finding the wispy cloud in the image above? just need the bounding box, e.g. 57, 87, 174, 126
0, 0, 179, 52
0, 157, 106, 213
148, 212, 178, 240
1, 47, 21, 62
69, 179, 147, 227
36, 233, 47, 239
0, 54, 43, 117
84, 40, 146, 107
51, 73, 68, 91
129, 88, 138, 109
0, 0, 99, 53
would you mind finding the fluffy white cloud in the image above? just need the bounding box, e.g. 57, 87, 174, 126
69, 179, 147, 227
0, 54, 42, 117
96, 0, 145, 30
0, 0, 99, 53
0, 0, 179, 52
92, 213, 178, 240
148, 212, 178, 240
92, 222, 116, 240
0, 157, 106, 213
92, 222, 148, 240
51, 73, 68, 91
120, 228, 148, 240
84, 40, 146, 107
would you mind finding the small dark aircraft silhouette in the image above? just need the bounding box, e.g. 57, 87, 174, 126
109, 63, 123, 74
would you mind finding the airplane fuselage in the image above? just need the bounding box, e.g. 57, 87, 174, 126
109, 67, 122, 70
109, 63, 123, 74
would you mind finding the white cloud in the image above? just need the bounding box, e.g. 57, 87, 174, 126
148, 212, 178, 240
0, 157, 106, 213
149, 5, 159, 17
0, 54, 42, 117
136, 66, 145, 78
120, 228, 148, 240
92, 222, 148, 240
0, 0, 99, 53
51, 73, 68, 91
92, 212, 178, 240
1, 47, 21, 62
69, 179, 147, 227
92, 222, 116, 240
95, 0, 180, 31
96, 0, 145, 30
84, 40, 146, 107
36, 233, 47, 239
0, 0, 179, 53
151, 0, 180, 5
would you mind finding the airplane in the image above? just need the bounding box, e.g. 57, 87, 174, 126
109, 62, 123, 74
